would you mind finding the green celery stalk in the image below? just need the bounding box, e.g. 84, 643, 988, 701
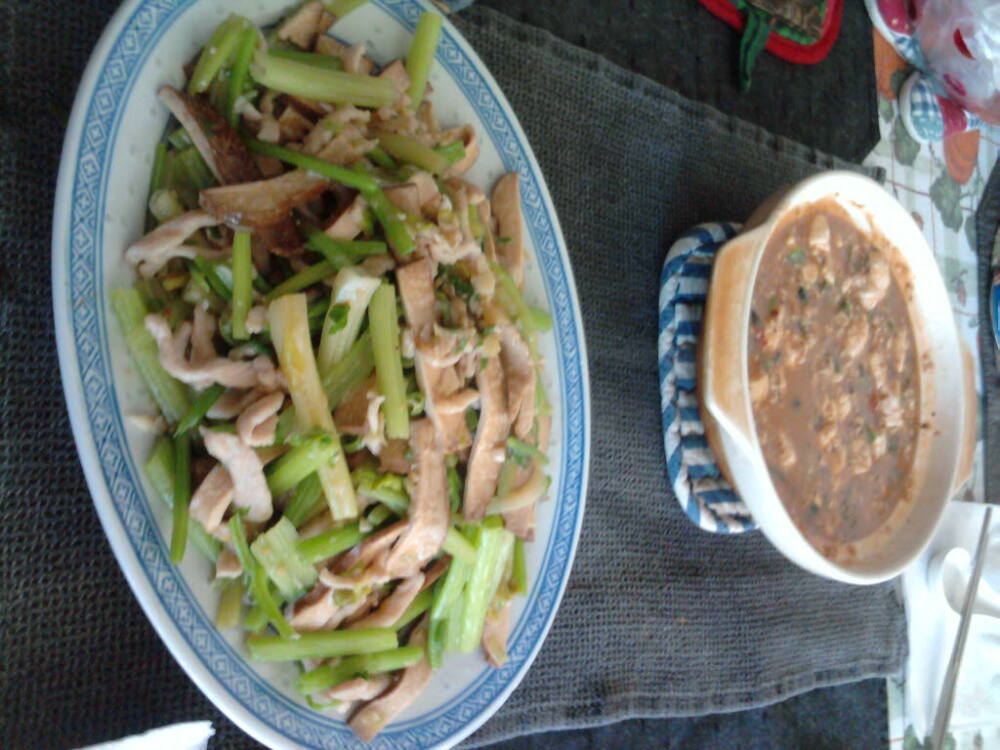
226, 25, 259, 126
145, 436, 222, 561
265, 260, 338, 302
250, 51, 396, 108
148, 188, 185, 224
511, 537, 528, 595
453, 517, 515, 653
229, 514, 295, 638
377, 132, 449, 174
251, 517, 317, 600
321, 330, 375, 408
429, 551, 472, 668
270, 47, 344, 71
305, 233, 387, 262
351, 464, 409, 514
247, 628, 397, 661
435, 140, 466, 166
367, 145, 397, 170
282, 472, 324, 528
174, 383, 225, 437
245, 138, 377, 192
295, 522, 364, 565
394, 588, 433, 630
320, 0, 370, 17
190, 255, 231, 301
369, 282, 409, 439
295, 645, 421, 694
170, 433, 191, 563
230, 232, 253, 340
146, 142, 169, 230
363, 187, 415, 256
167, 126, 193, 150
269, 294, 356, 520
441, 526, 476, 564
265, 433, 337, 497
188, 15, 251, 95
405, 11, 443, 108
216, 579, 244, 629
317, 266, 381, 376
111, 288, 190, 422
174, 145, 217, 192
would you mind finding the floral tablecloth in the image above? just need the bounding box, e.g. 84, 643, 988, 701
866, 29, 1000, 750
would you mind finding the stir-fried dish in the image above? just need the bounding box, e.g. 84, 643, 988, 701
114, 3, 553, 740
747, 199, 922, 559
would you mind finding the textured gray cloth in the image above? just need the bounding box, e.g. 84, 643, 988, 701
455, 7, 905, 747
0, 2, 903, 749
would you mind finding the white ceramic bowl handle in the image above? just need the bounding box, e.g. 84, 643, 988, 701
700, 225, 767, 453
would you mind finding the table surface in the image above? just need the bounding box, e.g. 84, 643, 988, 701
0, 1, 897, 748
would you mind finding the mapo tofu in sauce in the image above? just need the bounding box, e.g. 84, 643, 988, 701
747, 199, 921, 555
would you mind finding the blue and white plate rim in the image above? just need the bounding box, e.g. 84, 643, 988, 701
50, 1, 591, 748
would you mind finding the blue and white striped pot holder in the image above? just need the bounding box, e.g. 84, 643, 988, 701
658, 222, 757, 534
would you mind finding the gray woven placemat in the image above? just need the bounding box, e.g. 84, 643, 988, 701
455, 6, 904, 747
0, 3, 903, 749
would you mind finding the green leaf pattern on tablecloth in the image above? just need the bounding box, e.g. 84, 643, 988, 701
893, 116, 921, 165
930, 172, 964, 230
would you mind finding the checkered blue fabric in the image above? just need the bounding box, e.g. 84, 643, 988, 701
658, 222, 756, 534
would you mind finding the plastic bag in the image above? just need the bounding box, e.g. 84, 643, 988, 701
915, 0, 1000, 124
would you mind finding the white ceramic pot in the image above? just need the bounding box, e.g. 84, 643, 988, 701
699, 170, 975, 584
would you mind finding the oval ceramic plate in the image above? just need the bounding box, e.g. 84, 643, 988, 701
52, 1, 590, 747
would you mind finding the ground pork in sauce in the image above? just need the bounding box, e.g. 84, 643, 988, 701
747, 199, 920, 553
